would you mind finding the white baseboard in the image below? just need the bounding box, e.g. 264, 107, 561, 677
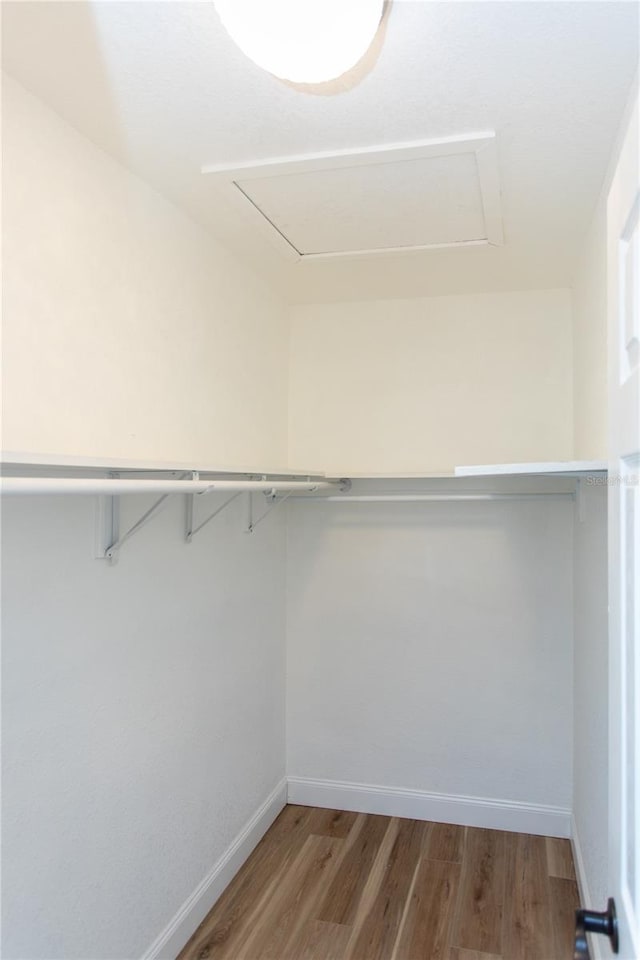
141, 778, 287, 960
287, 776, 571, 838
571, 814, 593, 905
141, 776, 570, 960
571, 814, 604, 960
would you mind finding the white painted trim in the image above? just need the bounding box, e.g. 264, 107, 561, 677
202, 132, 496, 179
202, 132, 503, 261
572, 814, 606, 960
287, 777, 571, 839
455, 460, 608, 478
0, 450, 325, 478
300, 239, 489, 263
140, 779, 287, 960
572, 814, 593, 905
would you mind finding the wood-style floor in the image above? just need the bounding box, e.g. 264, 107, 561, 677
177, 805, 579, 960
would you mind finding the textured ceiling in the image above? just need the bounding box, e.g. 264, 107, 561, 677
2, 0, 638, 303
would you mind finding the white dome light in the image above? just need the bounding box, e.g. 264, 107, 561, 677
214, 0, 385, 85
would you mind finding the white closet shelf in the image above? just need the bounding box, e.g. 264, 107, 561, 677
3, 453, 607, 482
325, 470, 455, 480
325, 461, 607, 480
0, 451, 326, 478
454, 460, 607, 478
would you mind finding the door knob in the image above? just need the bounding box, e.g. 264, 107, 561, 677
574, 898, 619, 959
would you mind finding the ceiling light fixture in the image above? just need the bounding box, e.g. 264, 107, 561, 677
214, 0, 385, 85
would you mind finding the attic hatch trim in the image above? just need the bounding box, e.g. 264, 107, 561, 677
201, 131, 504, 262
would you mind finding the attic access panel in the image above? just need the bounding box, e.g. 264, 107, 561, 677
202, 133, 503, 261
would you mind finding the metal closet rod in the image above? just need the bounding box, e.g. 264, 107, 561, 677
0, 477, 338, 496
301, 493, 574, 502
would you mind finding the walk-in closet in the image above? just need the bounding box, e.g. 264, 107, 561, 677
1, 2, 638, 959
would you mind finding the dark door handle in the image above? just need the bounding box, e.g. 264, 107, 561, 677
574, 898, 619, 959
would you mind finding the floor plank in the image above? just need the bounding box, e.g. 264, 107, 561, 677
424, 822, 466, 863
545, 837, 577, 881
233, 834, 344, 960
295, 920, 352, 960
449, 950, 503, 960
177, 806, 580, 960
452, 827, 507, 956
306, 807, 360, 839
549, 876, 580, 960
392, 858, 461, 960
502, 833, 554, 960
345, 818, 426, 960
317, 813, 391, 925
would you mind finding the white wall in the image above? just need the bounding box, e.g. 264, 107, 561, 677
572, 200, 608, 461
1, 493, 286, 960
1, 75, 289, 468
572, 482, 608, 912
1, 76, 289, 960
288, 290, 573, 475
286, 480, 574, 826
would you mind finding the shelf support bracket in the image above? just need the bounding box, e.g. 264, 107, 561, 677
185, 490, 243, 542
105, 492, 172, 563
94, 491, 119, 560
246, 490, 294, 534
576, 477, 586, 523
101, 472, 192, 563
